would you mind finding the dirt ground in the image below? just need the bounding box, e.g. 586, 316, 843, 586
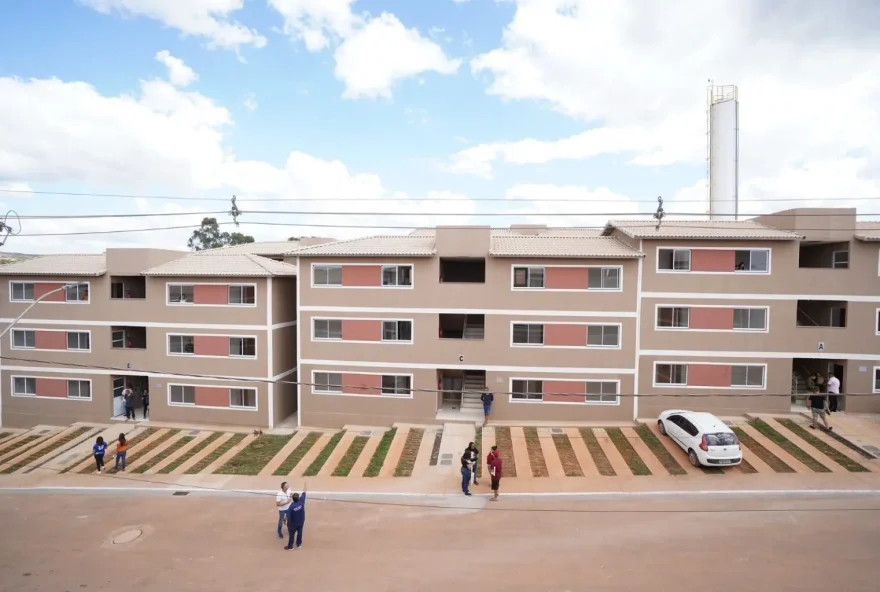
1, 491, 879, 591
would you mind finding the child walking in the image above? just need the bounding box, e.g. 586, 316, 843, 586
114, 433, 128, 472
93, 436, 108, 474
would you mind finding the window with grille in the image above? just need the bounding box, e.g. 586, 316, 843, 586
314, 372, 343, 393
230, 388, 257, 408
381, 375, 411, 396
228, 285, 255, 304
733, 308, 767, 330
314, 319, 342, 340
381, 265, 413, 287
11, 329, 35, 349
170, 385, 195, 405
588, 267, 620, 289
10, 282, 34, 301
313, 265, 342, 286
229, 337, 256, 357
731, 365, 765, 388
511, 379, 543, 401
169, 335, 195, 354
587, 325, 620, 347
586, 381, 619, 404
382, 320, 413, 342
657, 307, 689, 328
13, 377, 36, 396
655, 364, 688, 386
512, 266, 545, 288
168, 284, 194, 303
67, 332, 90, 350
512, 323, 544, 345
67, 380, 91, 399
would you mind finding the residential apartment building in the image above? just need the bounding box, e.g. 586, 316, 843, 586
0, 249, 298, 429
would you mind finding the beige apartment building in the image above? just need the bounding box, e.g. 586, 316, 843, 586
0, 248, 298, 429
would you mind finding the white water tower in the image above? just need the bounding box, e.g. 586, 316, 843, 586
707, 83, 739, 220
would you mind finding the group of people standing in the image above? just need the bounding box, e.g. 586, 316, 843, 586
806, 371, 841, 432
91, 433, 129, 473
460, 442, 502, 501
121, 383, 149, 421
275, 481, 308, 550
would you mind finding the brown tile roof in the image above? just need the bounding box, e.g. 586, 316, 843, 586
855, 222, 880, 241
604, 220, 801, 241
286, 235, 437, 257
0, 254, 106, 276
142, 253, 297, 277
490, 236, 643, 258
195, 241, 302, 256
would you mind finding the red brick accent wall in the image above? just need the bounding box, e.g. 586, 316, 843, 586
193, 336, 230, 356
691, 250, 734, 272
35, 331, 68, 350
689, 307, 734, 330
194, 386, 230, 407
543, 324, 587, 346
542, 381, 587, 403
341, 266, 382, 287
341, 373, 383, 396
35, 378, 69, 398
341, 320, 382, 341
544, 267, 588, 289
34, 282, 66, 302
687, 364, 732, 387
193, 284, 230, 305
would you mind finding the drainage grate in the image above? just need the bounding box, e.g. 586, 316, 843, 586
551, 428, 564, 434
441, 453, 453, 460
37, 429, 52, 435
440, 459, 452, 466
172, 491, 190, 496
359, 431, 372, 436
188, 430, 200, 436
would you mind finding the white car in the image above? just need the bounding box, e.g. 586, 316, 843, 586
657, 410, 742, 468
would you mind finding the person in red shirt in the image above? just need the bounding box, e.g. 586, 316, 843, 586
487, 445, 502, 501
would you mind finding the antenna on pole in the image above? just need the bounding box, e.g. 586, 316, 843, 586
653, 196, 665, 230
229, 195, 241, 227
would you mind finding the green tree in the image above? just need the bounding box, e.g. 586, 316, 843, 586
187, 217, 255, 251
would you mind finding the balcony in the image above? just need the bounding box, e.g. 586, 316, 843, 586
439, 314, 485, 340
798, 242, 849, 269
111, 326, 147, 349
110, 276, 146, 299
439, 258, 485, 283
796, 301, 847, 328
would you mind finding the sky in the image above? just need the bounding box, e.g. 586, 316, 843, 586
0, 0, 879, 254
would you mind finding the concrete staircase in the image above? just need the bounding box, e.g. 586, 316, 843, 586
461, 372, 485, 411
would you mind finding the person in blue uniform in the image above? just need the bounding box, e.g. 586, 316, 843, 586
284, 481, 307, 550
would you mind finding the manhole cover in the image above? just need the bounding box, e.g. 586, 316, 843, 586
112, 529, 143, 545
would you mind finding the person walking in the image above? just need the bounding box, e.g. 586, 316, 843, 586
114, 433, 128, 472
122, 384, 135, 421
827, 373, 841, 413
284, 482, 308, 550
480, 391, 494, 426
808, 390, 832, 431
141, 389, 150, 419
276, 481, 292, 539
487, 445, 502, 502
93, 436, 108, 474
460, 451, 473, 496
465, 441, 479, 486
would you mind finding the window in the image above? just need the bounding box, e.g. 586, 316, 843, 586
512, 323, 544, 345
735, 249, 769, 272
658, 249, 691, 271
382, 265, 413, 287
511, 379, 543, 401
10, 282, 34, 301
169, 335, 195, 354
381, 375, 411, 396
588, 267, 620, 290
314, 319, 342, 340
229, 337, 256, 357
830, 306, 847, 328
314, 372, 343, 393
228, 285, 255, 305
11, 329, 35, 349
67, 380, 91, 399
112, 330, 126, 349
657, 307, 689, 328
587, 325, 620, 347
64, 283, 89, 302
111, 282, 125, 299
731, 365, 765, 388
586, 381, 619, 404
874, 368, 880, 393
230, 388, 257, 408
832, 250, 849, 269
382, 320, 413, 342
67, 332, 90, 350
513, 266, 545, 288
170, 385, 195, 405
313, 265, 342, 286
168, 284, 194, 303
655, 364, 688, 385
733, 308, 767, 330
13, 377, 36, 396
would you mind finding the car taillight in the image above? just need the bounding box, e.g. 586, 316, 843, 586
734, 434, 741, 447
699, 435, 709, 452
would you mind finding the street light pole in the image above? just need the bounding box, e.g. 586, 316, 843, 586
0, 282, 88, 340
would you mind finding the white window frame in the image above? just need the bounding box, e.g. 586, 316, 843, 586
66, 331, 91, 351
730, 365, 766, 389
732, 307, 769, 331
656, 306, 690, 329
9, 281, 35, 302
11, 376, 36, 396
657, 248, 692, 272
381, 375, 412, 397
230, 388, 258, 409
64, 283, 90, 303
585, 381, 620, 405
381, 265, 414, 288
112, 329, 127, 349
381, 320, 413, 343
313, 319, 343, 340
312, 264, 343, 287
228, 284, 256, 305
313, 371, 343, 394
734, 249, 771, 273
653, 363, 689, 387
874, 367, 880, 394
10, 329, 35, 349
67, 379, 92, 399
510, 379, 544, 401
512, 266, 545, 289
585, 324, 621, 349
831, 250, 849, 269
229, 336, 257, 358
511, 323, 544, 346
168, 334, 195, 355
587, 266, 622, 290
167, 283, 194, 304
876, 308, 880, 336
168, 384, 196, 406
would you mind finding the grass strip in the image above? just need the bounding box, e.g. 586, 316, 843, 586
394, 428, 424, 477
579, 428, 615, 476
363, 428, 396, 477
273, 432, 321, 476
133, 436, 194, 474
494, 427, 517, 478
812, 425, 877, 460
72, 428, 159, 474
2, 427, 92, 474
303, 431, 345, 477
0, 432, 11, 440
552, 434, 584, 477
736, 458, 759, 474
730, 427, 794, 474
215, 435, 294, 475
159, 432, 222, 474
523, 427, 549, 477
429, 430, 443, 467
474, 427, 482, 477
124, 430, 179, 468
634, 424, 686, 476
606, 428, 651, 476
748, 419, 830, 473
0, 435, 41, 460
776, 419, 868, 473
184, 433, 246, 475
332, 436, 369, 477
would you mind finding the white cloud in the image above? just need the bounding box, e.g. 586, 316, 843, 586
155, 50, 198, 87
464, 0, 880, 213
243, 93, 258, 111
80, 0, 267, 50
0, 182, 34, 197
501, 183, 640, 229
269, 1, 460, 98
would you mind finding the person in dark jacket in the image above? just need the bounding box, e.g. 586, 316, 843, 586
460, 452, 473, 496
141, 389, 150, 419
465, 441, 479, 486
480, 391, 494, 425
285, 482, 308, 550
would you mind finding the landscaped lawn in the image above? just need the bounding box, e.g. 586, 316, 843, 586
215, 434, 294, 475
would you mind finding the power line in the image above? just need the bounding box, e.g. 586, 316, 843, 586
3, 187, 880, 204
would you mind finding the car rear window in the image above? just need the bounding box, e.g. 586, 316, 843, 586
705, 433, 737, 446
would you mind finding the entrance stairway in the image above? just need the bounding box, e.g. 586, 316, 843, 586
461, 371, 485, 411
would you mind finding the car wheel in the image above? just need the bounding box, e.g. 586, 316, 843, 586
658, 420, 667, 436
688, 449, 701, 467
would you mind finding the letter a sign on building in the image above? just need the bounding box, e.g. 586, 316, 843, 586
817, 342, 825, 352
